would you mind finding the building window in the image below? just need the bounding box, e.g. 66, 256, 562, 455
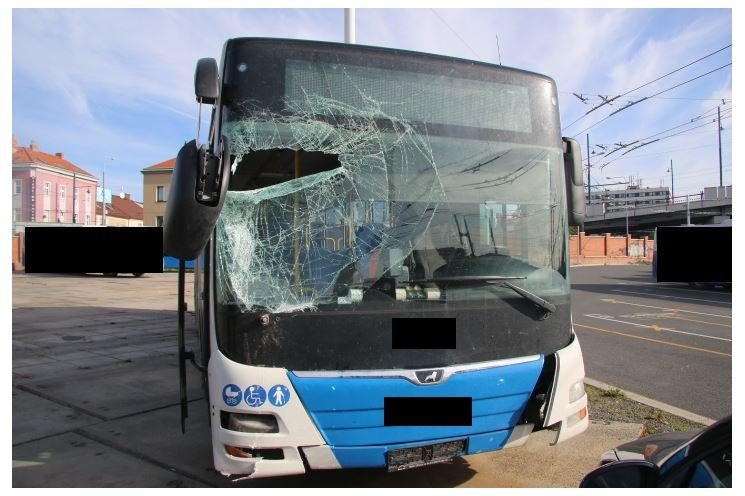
44, 182, 51, 196
156, 186, 167, 202
14, 180, 22, 195
156, 215, 164, 227
60, 185, 66, 198
85, 214, 91, 225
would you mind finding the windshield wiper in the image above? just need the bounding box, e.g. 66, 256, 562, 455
498, 280, 556, 314
409, 275, 556, 314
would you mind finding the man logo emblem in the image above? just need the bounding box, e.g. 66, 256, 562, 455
415, 369, 443, 384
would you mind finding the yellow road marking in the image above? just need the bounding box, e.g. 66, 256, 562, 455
574, 323, 731, 358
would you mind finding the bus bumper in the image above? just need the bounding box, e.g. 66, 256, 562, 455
542, 330, 589, 445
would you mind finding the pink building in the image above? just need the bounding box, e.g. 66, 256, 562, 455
12, 139, 98, 226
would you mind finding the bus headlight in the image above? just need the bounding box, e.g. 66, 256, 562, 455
569, 379, 585, 403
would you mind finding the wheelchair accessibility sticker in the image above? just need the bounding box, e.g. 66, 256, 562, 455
268, 385, 291, 407
244, 385, 267, 407
222, 384, 242, 407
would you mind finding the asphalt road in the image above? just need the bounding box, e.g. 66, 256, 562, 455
12, 272, 643, 488
570, 264, 732, 421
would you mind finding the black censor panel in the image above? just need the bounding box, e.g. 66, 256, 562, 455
391, 318, 456, 349
384, 397, 472, 426
24, 227, 163, 274
655, 226, 731, 283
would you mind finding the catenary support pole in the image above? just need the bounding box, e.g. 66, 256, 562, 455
345, 8, 356, 44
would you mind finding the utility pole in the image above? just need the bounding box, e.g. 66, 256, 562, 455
668, 159, 674, 204
495, 34, 502, 65
101, 156, 115, 226
344, 8, 356, 44
718, 106, 723, 187
586, 134, 591, 204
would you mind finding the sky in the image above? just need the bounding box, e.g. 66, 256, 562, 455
10, 7, 734, 203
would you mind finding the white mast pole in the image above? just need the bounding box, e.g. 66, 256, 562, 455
345, 8, 356, 44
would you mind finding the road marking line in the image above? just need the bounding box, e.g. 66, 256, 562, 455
664, 315, 731, 328
615, 282, 730, 295
599, 298, 730, 318
615, 312, 731, 328
611, 289, 731, 305
584, 314, 732, 342
574, 323, 731, 357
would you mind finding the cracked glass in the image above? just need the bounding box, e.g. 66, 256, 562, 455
215, 42, 567, 314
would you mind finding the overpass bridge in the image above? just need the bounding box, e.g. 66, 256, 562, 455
582, 195, 732, 235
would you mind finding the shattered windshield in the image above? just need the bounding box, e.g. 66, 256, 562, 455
215, 40, 567, 314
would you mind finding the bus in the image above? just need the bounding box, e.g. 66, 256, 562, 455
164, 38, 588, 479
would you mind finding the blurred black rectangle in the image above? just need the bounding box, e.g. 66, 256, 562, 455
391, 318, 456, 349
655, 226, 731, 283
384, 397, 472, 426
24, 227, 163, 274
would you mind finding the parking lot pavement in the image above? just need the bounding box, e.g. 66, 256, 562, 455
570, 265, 732, 421
13, 272, 644, 488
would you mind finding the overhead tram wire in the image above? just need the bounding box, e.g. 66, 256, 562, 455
600, 104, 732, 158
570, 63, 732, 138
601, 115, 731, 166
604, 116, 731, 165
562, 43, 732, 131
600, 143, 722, 165
561, 93, 731, 103
429, 9, 483, 62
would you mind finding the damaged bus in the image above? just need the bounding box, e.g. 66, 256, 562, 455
164, 38, 588, 479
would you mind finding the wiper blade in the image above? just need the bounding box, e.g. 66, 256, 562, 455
409, 276, 556, 314
409, 275, 527, 284
499, 280, 556, 314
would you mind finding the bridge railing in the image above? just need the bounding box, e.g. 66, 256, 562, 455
587, 193, 728, 219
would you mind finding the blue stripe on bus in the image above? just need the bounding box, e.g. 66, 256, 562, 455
288, 357, 543, 467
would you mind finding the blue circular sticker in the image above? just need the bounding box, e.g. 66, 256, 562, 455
222, 384, 242, 407
268, 384, 291, 407
244, 385, 267, 407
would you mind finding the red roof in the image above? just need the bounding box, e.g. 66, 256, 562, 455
12, 144, 96, 179
96, 195, 144, 221
142, 158, 175, 171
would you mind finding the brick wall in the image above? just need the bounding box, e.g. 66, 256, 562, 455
12, 234, 24, 271
570, 232, 653, 265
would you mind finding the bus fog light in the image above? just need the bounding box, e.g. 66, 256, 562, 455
225, 445, 254, 458
569, 380, 585, 403
566, 407, 587, 427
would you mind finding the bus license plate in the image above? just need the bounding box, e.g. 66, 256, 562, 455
386, 439, 467, 472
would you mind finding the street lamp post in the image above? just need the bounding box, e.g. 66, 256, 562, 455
101, 156, 115, 225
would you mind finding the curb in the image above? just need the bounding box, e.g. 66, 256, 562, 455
585, 378, 716, 426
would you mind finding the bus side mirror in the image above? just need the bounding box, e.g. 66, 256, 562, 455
562, 137, 585, 227
163, 138, 231, 260
195, 58, 219, 104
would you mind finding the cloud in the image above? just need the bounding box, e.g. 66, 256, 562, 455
12, 8, 732, 202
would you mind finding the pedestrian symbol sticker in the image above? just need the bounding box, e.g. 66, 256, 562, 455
268, 385, 290, 407
244, 385, 266, 407
222, 384, 242, 407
